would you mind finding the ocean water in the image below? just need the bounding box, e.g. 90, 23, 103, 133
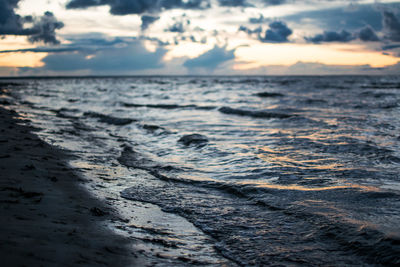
4, 76, 400, 265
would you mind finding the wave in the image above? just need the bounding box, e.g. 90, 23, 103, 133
141, 124, 171, 135
301, 98, 328, 105
122, 102, 215, 110
52, 108, 80, 119
360, 91, 396, 98
0, 82, 25, 87
118, 145, 179, 172
256, 92, 284, 98
83, 111, 136, 126
178, 134, 208, 147
121, 168, 400, 265
219, 106, 296, 119
361, 82, 400, 89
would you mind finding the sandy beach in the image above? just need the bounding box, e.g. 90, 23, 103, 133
0, 90, 142, 266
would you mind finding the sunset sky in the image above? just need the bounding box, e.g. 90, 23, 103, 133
1, 0, 400, 75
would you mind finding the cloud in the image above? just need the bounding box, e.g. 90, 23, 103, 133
262, 0, 286, 5
241, 61, 400, 75
0, 0, 63, 44
26, 12, 65, 45
259, 21, 292, 43
36, 40, 166, 73
249, 14, 268, 24
218, 0, 250, 7
358, 26, 380, 42
65, 0, 289, 14
238, 20, 292, 43
167, 21, 186, 33
382, 11, 400, 42
306, 25, 381, 44
238, 25, 262, 35
285, 3, 389, 32
0, 34, 171, 55
0, 47, 82, 54
141, 15, 159, 31
66, 0, 210, 15
305, 30, 355, 43
165, 15, 192, 34
382, 44, 400, 50
183, 45, 235, 70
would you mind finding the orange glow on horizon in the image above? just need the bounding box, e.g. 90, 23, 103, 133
234, 43, 400, 69
0, 52, 46, 67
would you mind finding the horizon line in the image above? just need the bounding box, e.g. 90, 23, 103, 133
1, 74, 399, 79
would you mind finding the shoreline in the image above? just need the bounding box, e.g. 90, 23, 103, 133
0, 82, 232, 266
0, 103, 142, 265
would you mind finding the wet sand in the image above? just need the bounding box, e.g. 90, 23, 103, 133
0, 104, 143, 265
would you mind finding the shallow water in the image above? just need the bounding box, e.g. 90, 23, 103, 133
5, 76, 400, 265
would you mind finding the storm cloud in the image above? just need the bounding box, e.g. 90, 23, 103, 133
263, 0, 286, 5
382, 11, 400, 42
218, 0, 250, 7
141, 15, 159, 31
0, 0, 64, 44
306, 30, 355, 43
37, 40, 166, 73
259, 21, 292, 43
66, 0, 210, 15
238, 25, 262, 35
358, 26, 380, 42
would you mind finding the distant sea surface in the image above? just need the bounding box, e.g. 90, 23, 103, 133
6, 76, 400, 265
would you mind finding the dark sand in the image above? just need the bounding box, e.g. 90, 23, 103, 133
0, 101, 143, 265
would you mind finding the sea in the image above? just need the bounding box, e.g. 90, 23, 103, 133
3, 76, 400, 265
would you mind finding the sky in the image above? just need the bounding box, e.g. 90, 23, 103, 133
1, 0, 400, 76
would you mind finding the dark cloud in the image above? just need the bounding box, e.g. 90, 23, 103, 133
306, 25, 382, 44
238, 25, 262, 35
183, 45, 235, 70
305, 30, 354, 43
0, 0, 19, 27
27, 12, 64, 45
249, 14, 268, 24
139, 35, 170, 46
66, 34, 170, 47
358, 26, 380, 42
263, 0, 286, 5
167, 21, 186, 33
259, 21, 292, 43
141, 15, 159, 31
218, 0, 250, 7
382, 44, 400, 50
285, 3, 389, 32
173, 34, 207, 45
37, 41, 166, 73
66, 0, 210, 15
0, 34, 171, 55
0, 0, 63, 44
165, 16, 191, 33
0, 47, 81, 54
382, 11, 400, 42
65, 0, 291, 15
